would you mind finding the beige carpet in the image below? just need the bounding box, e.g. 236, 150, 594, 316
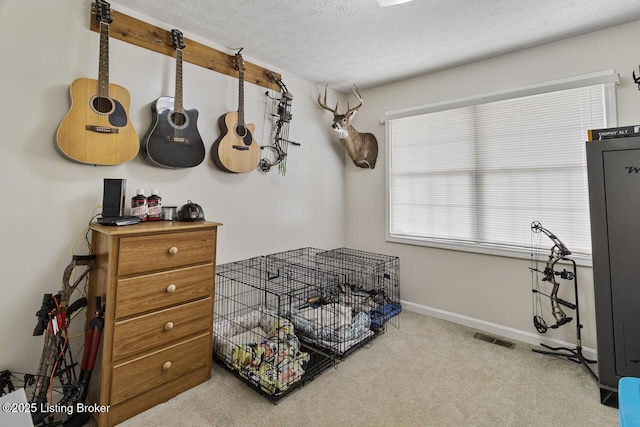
113, 310, 617, 427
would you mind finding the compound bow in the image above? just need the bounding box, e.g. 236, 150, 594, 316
529, 221, 576, 333
259, 73, 299, 175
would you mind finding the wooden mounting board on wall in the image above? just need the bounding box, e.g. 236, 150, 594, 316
90, 8, 281, 92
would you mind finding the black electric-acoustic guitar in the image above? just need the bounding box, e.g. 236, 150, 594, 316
142, 29, 205, 168
211, 51, 260, 173
56, 0, 138, 165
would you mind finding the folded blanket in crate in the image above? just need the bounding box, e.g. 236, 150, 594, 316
290, 304, 371, 344
370, 302, 402, 330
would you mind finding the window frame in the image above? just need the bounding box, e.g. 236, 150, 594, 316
384, 70, 619, 266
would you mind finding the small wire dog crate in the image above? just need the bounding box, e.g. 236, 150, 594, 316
264, 255, 375, 356
267, 247, 402, 332
317, 247, 401, 330
213, 257, 334, 401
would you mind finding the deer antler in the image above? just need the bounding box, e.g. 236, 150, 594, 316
317, 85, 339, 115
345, 84, 364, 116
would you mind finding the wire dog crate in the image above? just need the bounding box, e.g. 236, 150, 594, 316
267, 247, 402, 332
317, 247, 401, 330
263, 255, 375, 357
213, 257, 334, 402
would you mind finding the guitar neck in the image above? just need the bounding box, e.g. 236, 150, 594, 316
174, 49, 183, 113
97, 21, 110, 98
237, 66, 245, 128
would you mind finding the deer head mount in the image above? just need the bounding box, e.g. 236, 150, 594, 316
318, 84, 378, 169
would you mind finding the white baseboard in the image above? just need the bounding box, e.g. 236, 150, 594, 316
401, 300, 598, 362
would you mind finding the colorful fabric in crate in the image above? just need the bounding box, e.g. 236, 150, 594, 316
230, 318, 310, 396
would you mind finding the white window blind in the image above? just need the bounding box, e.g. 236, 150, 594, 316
387, 83, 614, 259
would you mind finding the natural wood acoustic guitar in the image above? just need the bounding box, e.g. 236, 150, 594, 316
56, 0, 138, 165
141, 29, 205, 168
211, 51, 260, 173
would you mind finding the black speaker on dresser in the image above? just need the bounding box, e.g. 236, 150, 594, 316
101, 178, 126, 218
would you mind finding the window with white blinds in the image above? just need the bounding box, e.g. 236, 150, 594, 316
387, 79, 616, 261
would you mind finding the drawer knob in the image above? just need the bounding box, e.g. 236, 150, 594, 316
166, 284, 177, 293
162, 361, 172, 371
164, 322, 174, 331
168, 246, 179, 255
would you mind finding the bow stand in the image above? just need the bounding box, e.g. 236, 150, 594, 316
529, 221, 597, 380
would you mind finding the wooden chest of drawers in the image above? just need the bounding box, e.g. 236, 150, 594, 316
86, 221, 221, 426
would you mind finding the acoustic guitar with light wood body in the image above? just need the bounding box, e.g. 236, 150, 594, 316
56, 0, 138, 165
211, 51, 260, 173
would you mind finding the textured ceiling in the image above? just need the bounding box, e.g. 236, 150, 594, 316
113, 0, 640, 93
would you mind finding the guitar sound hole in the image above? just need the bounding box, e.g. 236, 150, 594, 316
235, 125, 247, 138
92, 96, 114, 114
171, 112, 187, 127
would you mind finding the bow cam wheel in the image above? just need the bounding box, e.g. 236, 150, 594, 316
533, 315, 548, 333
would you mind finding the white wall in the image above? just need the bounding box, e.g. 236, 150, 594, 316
348, 20, 640, 353
0, 0, 347, 372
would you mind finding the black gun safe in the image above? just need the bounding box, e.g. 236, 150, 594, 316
586, 136, 640, 407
